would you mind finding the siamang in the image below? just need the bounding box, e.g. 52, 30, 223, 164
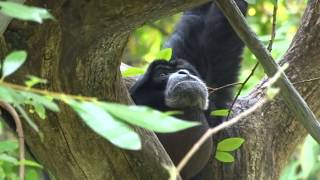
130, 1, 247, 179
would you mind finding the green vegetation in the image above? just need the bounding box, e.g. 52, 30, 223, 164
0, 0, 316, 179
124, 0, 317, 179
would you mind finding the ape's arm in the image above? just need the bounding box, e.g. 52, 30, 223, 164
165, 0, 247, 108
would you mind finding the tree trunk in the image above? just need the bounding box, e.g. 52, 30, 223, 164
3, 0, 320, 179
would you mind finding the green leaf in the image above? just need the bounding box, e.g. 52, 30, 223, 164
164, 111, 183, 116
20, 92, 59, 112
299, 135, 319, 178
215, 151, 234, 163
280, 161, 301, 180
99, 102, 200, 133
16, 105, 40, 133
0, 86, 25, 104
0, 2, 54, 23
20, 159, 43, 168
2, 51, 27, 79
210, 109, 230, 117
0, 154, 18, 165
155, 48, 172, 61
121, 67, 145, 77
244, 0, 257, 4
0, 140, 18, 153
33, 102, 46, 119
25, 75, 47, 88
67, 100, 141, 150
25, 169, 39, 180
217, 137, 245, 151
266, 87, 280, 100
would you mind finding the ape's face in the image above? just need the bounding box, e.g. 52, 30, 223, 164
130, 59, 208, 111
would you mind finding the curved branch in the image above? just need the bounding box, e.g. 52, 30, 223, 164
0, 102, 25, 179
215, 0, 320, 143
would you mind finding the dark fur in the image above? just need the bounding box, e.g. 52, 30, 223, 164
130, 1, 247, 179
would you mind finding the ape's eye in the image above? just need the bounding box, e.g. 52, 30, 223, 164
160, 73, 167, 77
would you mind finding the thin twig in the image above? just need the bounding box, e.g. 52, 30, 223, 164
215, 0, 320, 143
293, 77, 320, 85
267, 0, 278, 52
226, 0, 278, 120
226, 62, 259, 120
176, 60, 287, 176
0, 81, 96, 101
0, 102, 25, 180
176, 98, 267, 175
208, 82, 243, 94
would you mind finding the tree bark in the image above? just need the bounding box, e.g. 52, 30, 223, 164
204, 0, 320, 179
2, 0, 320, 179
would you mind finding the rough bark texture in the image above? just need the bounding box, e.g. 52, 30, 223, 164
2, 0, 320, 179
204, 0, 320, 179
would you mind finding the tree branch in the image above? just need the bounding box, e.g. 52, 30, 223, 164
0, 102, 25, 180
215, 0, 320, 143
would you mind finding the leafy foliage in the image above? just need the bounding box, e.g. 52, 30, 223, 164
0, 1, 53, 23
280, 135, 320, 179
121, 67, 145, 77
0, 50, 199, 150
215, 137, 245, 163
155, 48, 172, 61
67, 100, 141, 150
0, 3, 201, 178
100, 102, 199, 133
0, 0, 311, 179
1, 51, 27, 80
215, 151, 235, 163
121, 48, 172, 77
217, 138, 245, 152
210, 109, 230, 117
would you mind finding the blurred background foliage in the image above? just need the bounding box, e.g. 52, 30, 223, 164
122, 0, 320, 179
0, 0, 318, 179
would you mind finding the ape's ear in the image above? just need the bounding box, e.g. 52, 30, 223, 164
129, 73, 150, 94
129, 60, 168, 94
129, 63, 155, 94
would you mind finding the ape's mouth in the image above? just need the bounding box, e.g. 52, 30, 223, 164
165, 73, 209, 110
173, 79, 200, 89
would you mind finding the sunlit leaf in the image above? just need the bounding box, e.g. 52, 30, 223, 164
300, 136, 319, 178
67, 100, 141, 150
217, 137, 245, 152
25, 169, 40, 180
210, 109, 230, 117
20, 159, 43, 168
2, 51, 27, 79
33, 102, 46, 119
0, 140, 18, 153
0, 154, 18, 165
245, 0, 257, 4
266, 87, 280, 100
0, 86, 25, 104
215, 151, 234, 163
280, 161, 301, 180
155, 48, 172, 61
0, 2, 54, 23
16, 105, 40, 133
164, 111, 183, 116
25, 75, 47, 88
20, 92, 59, 112
121, 67, 145, 77
99, 103, 199, 133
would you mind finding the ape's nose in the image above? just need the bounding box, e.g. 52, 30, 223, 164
177, 69, 190, 75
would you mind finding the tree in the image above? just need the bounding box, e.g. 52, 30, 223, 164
1, 0, 319, 179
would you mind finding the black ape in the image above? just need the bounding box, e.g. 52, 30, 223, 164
130, 1, 247, 179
